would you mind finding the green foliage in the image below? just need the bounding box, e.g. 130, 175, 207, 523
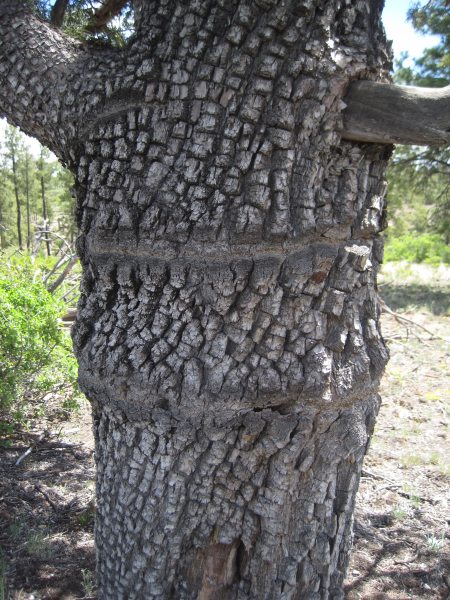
407, 0, 450, 86
32, 0, 134, 47
384, 233, 450, 265
0, 123, 77, 251
394, 0, 449, 87
0, 546, 7, 600
0, 254, 80, 429
386, 146, 450, 243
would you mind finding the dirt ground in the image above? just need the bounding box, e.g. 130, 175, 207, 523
0, 266, 449, 599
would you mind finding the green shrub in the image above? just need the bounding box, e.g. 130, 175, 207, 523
384, 233, 450, 265
0, 255, 80, 429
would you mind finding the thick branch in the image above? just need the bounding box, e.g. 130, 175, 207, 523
0, 2, 80, 158
86, 0, 128, 33
50, 0, 69, 27
0, 2, 123, 165
342, 81, 450, 146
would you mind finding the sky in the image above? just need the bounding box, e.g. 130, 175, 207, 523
383, 0, 441, 63
0, 0, 442, 156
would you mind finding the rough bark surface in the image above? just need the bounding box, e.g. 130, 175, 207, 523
95, 396, 380, 599
0, 1, 393, 598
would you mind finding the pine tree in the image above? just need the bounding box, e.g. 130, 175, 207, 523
4, 125, 25, 250
387, 0, 450, 250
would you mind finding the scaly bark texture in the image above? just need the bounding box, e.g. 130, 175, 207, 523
0, 1, 392, 598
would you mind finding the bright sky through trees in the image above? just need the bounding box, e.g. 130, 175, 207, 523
383, 0, 441, 64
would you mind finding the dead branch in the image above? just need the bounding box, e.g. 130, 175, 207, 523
361, 469, 436, 504
60, 284, 80, 304
86, 0, 129, 32
47, 255, 78, 293
36, 229, 74, 259
42, 254, 71, 285
342, 82, 450, 146
61, 307, 78, 325
40, 441, 83, 449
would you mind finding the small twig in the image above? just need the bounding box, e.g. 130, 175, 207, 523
361, 468, 395, 483
15, 446, 33, 466
58, 427, 80, 435
396, 489, 436, 505
9, 441, 83, 456
380, 298, 448, 342
394, 552, 419, 566
361, 470, 435, 504
40, 441, 83, 449
34, 484, 59, 512
60, 284, 80, 303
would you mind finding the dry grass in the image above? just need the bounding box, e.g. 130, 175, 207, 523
0, 263, 448, 599
346, 263, 449, 599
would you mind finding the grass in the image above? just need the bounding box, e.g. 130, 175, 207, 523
7, 522, 24, 540
379, 262, 450, 316
402, 484, 423, 509
0, 548, 7, 600
425, 534, 446, 554
400, 451, 449, 474
423, 390, 445, 402
401, 453, 424, 467
429, 452, 441, 466
391, 504, 411, 521
26, 529, 55, 560
81, 569, 94, 597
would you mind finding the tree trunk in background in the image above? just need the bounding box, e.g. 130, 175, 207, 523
0, 199, 6, 249
25, 153, 31, 252
11, 153, 22, 250
40, 174, 51, 256
0, 1, 392, 597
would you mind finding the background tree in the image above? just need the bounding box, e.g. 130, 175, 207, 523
52, 163, 77, 243
0, 1, 449, 599
0, 144, 15, 249
19, 145, 40, 251
37, 146, 53, 255
386, 0, 449, 257
30, 0, 135, 45
4, 126, 25, 250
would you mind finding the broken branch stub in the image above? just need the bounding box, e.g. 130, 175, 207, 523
342, 81, 450, 146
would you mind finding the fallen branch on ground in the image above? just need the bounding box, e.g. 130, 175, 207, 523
361, 469, 436, 505
379, 297, 448, 342
34, 484, 59, 511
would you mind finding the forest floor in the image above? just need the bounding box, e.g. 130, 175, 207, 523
0, 263, 449, 600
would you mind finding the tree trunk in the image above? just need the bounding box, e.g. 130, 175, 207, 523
40, 173, 51, 256
0, 1, 394, 598
73, 1, 391, 596
0, 197, 7, 249
11, 152, 22, 250
25, 152, 31, 252
93, 396, 381, 599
